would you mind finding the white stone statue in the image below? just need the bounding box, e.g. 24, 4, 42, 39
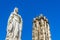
6, 7, 23, 40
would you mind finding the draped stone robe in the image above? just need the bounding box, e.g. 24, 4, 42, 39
6, 11, 22, 40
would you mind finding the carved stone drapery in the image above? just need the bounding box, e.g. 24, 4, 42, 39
6, 7, 23, 40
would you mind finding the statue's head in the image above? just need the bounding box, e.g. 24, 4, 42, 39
14, 7, 18, 14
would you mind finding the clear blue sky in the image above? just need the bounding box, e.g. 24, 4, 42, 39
0, 0, 60, 40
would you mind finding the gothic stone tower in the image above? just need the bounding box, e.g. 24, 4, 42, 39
6, 7, 23, 40
32, 14, 51, 40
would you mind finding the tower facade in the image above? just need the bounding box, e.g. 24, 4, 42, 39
6, 8, 23, 40
32, 14, 51, 40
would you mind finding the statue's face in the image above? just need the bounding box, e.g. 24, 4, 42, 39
14, 8, 18, 13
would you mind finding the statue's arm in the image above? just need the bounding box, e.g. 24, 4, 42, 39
7, 13, 14, 33
19, 17, 23, 31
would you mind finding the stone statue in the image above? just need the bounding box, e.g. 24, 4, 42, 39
6, 7, 23, 40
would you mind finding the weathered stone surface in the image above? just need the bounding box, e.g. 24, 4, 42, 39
6, 7, 23, 40
32, 14, 51, 40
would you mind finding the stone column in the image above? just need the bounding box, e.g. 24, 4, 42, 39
32, 14, 51, 40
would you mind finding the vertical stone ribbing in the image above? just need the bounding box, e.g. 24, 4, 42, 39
32, 14, 51, 40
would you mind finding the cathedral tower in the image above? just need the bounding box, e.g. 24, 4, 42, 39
32, 14, 51, 40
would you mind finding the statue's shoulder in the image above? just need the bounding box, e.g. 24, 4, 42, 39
18, 14, 21, 18
9, 12, 14, 17
8, 12, 14, 23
